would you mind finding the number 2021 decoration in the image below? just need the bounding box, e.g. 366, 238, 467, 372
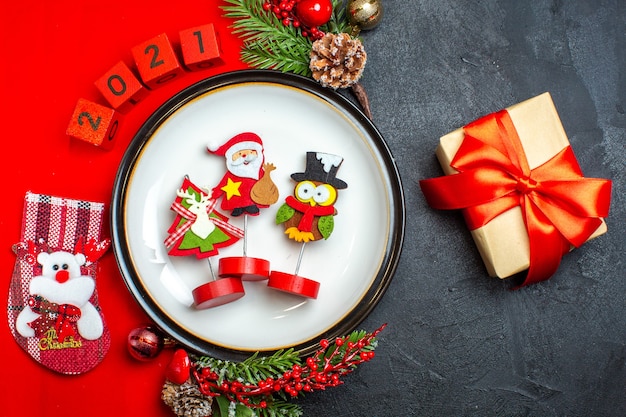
65, 23, 224, 150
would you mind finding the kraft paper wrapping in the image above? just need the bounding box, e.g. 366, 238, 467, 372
435, 92, 607, 279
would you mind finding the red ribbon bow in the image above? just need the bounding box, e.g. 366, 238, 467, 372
420, 109, 612, 287
164, 200, 244, 248
27, 295, 82, 340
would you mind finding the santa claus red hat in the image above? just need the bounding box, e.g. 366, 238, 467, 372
207, 132, 264, 158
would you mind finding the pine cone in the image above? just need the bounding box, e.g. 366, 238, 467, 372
309, 33, 367, 89
162, 380, 213, 417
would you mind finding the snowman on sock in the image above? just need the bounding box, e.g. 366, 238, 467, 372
15, 248, 103, 342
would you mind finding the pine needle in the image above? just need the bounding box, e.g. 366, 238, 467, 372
222, 0, 313, 74
195, 348, 301, 384
241, 39, 312, 75
324, 0, 351, 34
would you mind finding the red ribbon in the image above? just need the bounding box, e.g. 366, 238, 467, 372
164, 200, 244, 248
420, 109, 612, 286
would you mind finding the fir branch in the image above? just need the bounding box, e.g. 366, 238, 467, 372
191, 325, 384, 416
222, 0, 311, 45
221, 0, 358, 76
258, 399, 303, 417
195, 348, 301, 385
221, 0, 315, 74
321, 0, 351, 34
323, 329, 377, 367
241, 39, 312, 75
222, 0, 281, 41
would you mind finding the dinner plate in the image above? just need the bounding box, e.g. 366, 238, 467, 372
111, 69, 404, 360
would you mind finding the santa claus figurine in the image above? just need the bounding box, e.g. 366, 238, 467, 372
207, 132, 279, 281
207, 132, 278, 217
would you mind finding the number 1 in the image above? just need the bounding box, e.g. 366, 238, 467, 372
193, 31, 205, 54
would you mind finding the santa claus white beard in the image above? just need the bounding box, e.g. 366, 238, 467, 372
227, 153, 262, 180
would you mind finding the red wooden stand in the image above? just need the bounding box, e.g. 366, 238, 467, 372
192, 277, 245, 309
218, 256, 271, 281
267, 271, 320, 299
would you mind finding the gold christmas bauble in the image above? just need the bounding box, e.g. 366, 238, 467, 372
347, 0, 384, 31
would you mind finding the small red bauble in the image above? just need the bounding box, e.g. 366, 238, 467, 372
127, 325, 165, 361
295, 0, 333, 28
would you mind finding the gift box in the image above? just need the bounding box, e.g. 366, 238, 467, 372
420, 92, 612, 286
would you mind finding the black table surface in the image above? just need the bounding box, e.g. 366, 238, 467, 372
301, 1, 626, 416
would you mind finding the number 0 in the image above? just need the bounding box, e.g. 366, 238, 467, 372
107, 74, 127, 96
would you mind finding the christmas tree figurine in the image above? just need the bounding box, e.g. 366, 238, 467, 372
164, 177, 246, 309
206, 132, 279, 281
268, 151, 348, 298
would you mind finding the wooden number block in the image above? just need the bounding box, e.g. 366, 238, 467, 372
131, 33, 184, 89
179, 23, 224, 71
94, 61, 149, 113
66, 98, 121, 150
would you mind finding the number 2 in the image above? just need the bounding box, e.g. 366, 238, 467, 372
145, 44, 164, 69
77, 112, 102, 131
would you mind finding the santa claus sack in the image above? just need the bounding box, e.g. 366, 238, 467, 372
8, 192, 110, 375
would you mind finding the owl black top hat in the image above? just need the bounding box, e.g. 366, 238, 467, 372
291, 152, 348, 189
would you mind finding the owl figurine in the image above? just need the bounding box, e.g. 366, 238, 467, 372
276, 152, 348, 243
